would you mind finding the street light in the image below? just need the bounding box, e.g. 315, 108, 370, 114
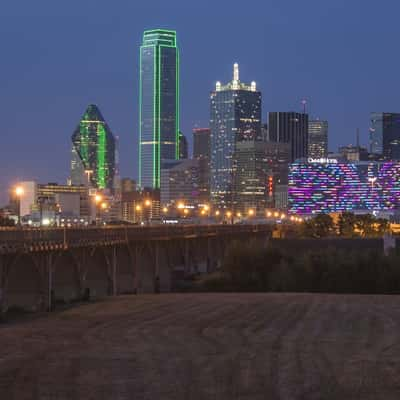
94, 194, 103, 225
135, 204, 142, 224
15, 186, 24, 227
248, 209, 255, 217
144, 199, 151, 225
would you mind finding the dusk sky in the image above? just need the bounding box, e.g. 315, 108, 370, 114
1, 0, 400, 205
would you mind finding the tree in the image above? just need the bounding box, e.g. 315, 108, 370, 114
375, 218, 390, 236
337, 212, 356, 237
354, 214, 377, 237
301, 214, 334, 238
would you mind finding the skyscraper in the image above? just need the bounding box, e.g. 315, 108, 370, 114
308, 119, 328, 158
178, 131, 188, 159
193, 128, 211, 203
268, 112, 308, 162
233, 141, 271, 215
193, 128, 211, 159
70, 104, 116, 191
210, 63, 261, 207
370, 112, 400, 160
139, 29, 180, 189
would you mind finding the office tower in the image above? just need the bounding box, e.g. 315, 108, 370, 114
121, 178, 137, 194
370, 112, 400, 160
233, 142, 271, 215
263, 141, 291, 209
179, 131, 188, 159
339, 145, 369, 162
70, 104, 116, 191
308, 119, 328, 158
193, 128, 211, 203
193, 128, 211, 159
139, 29, 180, 189
210, 63, 262, 207
161, 159, 200, 206
261, 123, 268, 142
268, 112, 308, 162
11, 181, 90, 222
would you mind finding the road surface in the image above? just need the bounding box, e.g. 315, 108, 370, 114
1, 293, 400, 399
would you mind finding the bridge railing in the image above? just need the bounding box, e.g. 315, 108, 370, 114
0, 224, 271, 252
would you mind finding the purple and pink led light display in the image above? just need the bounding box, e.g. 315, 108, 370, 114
288, 162, 400, 214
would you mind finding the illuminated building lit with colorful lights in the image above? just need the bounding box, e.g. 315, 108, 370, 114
139, 29, 180, 189
70, 104, 116, 192
288, 161, 400, 215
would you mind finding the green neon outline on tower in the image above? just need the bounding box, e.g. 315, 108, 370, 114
139, 29, 180, 189
71, 104, 116, 192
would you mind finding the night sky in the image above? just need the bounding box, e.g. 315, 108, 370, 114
2, 0, 400, 205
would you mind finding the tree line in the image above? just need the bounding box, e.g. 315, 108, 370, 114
299, 212, 390, 238
201, 241, 400, 294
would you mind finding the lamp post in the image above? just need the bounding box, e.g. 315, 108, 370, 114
15, 186, 24, 227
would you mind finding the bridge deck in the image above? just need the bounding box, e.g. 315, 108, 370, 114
0, 224, 272, 254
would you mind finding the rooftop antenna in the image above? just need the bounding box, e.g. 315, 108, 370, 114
356, 128, 360, 148
301, 98, 307, 114
233, 63, 239, 81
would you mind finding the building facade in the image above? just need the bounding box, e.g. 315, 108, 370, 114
308, 119, 328, 158
139, 29, 180, 189
193, 128, 211, 159
160, 159, 200, 206
193, 128, 211, 203
288, 161, 400, 215
370, 112, 400, 160
210, 63, 261, 208
70, 104, 116, 192
233, 142, 271, 215
268, 112, 308, 162
178, 131, 188, 159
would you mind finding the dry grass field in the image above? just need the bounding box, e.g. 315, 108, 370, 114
1, 293, 400, 399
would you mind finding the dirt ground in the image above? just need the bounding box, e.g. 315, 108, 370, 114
1, 293, 400, 399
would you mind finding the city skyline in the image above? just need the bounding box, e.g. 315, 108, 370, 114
2, 0, 400, 205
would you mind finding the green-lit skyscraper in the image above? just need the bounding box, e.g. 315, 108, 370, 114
139, 29, 180, 189
70, 104, 116, 191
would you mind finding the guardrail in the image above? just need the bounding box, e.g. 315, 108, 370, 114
0, 224, 272, 254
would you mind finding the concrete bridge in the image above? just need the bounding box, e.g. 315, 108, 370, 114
0, 224, 272, 313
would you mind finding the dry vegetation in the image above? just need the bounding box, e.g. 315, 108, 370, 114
1, 293, 400, 399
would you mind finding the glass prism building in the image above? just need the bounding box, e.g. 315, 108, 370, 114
139, 29, 180, 189
70, 104, 116, 191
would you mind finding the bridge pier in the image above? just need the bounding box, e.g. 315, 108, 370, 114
0, 225, 272, 312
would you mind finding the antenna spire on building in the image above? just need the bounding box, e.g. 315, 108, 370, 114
233, 63, 239, 81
